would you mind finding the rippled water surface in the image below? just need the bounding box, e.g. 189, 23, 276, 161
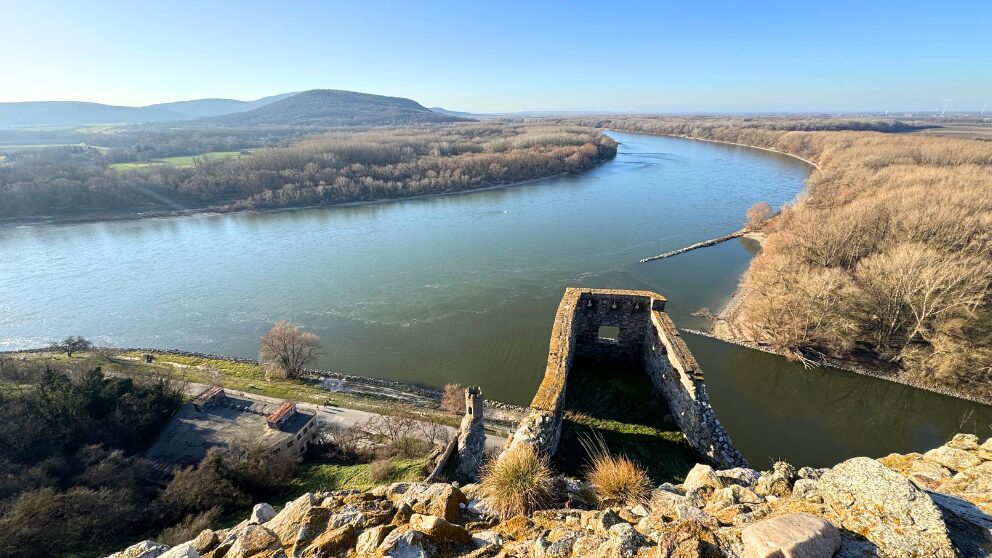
2, 131, 989, 466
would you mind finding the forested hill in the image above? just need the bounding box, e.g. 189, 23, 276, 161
0, 101, 185, 126
144, 92, 299, 119
0, 93, 295, 126
198, 89, 470, 127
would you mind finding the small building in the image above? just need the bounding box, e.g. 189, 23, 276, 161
266, 402, 297, 429
192, 386, 224, 412
265, 402, 318, 458
147, 392, 319, 466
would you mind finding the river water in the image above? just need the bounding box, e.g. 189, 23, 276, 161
2, 131, 989, 467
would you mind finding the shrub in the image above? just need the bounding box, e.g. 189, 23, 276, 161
478, 444, 553, 519
369, 459, 392, 483
157, 507, 221, 546
745, 201, 773, 228
581, 436, 651, 506
389, 436, 431, 459
441, 383, 465, 414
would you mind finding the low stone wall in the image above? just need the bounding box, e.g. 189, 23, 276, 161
507, 288, 747, 469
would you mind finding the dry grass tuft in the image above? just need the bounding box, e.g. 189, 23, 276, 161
581, 434, 652, 506
479, 444, 554, 519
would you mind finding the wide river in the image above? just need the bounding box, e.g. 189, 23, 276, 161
2, 131, 990, 467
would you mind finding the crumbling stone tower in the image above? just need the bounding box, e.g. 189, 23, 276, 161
455, 386, 486, 482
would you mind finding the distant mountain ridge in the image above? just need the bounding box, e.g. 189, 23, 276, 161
0, 93, 295, 127
146, 92, 299, 119
0, 101, 186, 127
429, 107, 477, 118
198, 89, 469, 127
0, 90, 468, 127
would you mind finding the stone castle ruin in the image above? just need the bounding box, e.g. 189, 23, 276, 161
506, 288, 747, 469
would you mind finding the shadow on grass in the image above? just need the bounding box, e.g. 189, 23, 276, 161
553, 358, 698, 484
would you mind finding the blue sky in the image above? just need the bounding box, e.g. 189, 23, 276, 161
2, 0, 990, 113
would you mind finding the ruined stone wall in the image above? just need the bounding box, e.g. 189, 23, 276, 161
644, 311, 748, 468
506, 287, 747, 469
571, 291, 655, 362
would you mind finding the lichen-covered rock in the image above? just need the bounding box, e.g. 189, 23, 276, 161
755, 462, 796, 498
581, 509, 624, 534
356, 524, 395, 556
299, 524, 356, 557
818, 457, 955, 557
683, 464, 723, 493
649, 486, 690, 521
599, 522, 646, 558
796, 467, 822, 481
470, 529, 504, 548
924, 445, 982, 472
223, 524, 281, 558
249, 503, 276, 524
740, 513, 840, 558
265, 493, 318, 542
107, 540, 170, 558
190, 530, 218, 555
946, 433, 980, 451
791, 479, 819, 500
908, 460, 953, 490
717, 467, 761, 488
409, 513, 472, 544
532, 530, 581, 558
713, 484, 764, 507
377, 526, 432, 558
158, 543, 199, 558
103, 435, 992, 558
493, 515, 540, 542
656, 518, 721, 558
386, 483, 466, 522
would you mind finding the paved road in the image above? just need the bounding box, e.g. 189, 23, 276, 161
185, 381, 507, 452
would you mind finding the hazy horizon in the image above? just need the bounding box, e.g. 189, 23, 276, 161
2, 0, 991, 114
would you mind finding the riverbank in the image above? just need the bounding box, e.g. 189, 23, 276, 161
701, 230, 992, 407
1, 347, 529, 435
599, 121, 992, 408
603, 128, 822, 171
705, 233, 992, 406
0, 161, 611, 228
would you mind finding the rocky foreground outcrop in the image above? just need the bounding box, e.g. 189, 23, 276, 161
110, 434, 992, 558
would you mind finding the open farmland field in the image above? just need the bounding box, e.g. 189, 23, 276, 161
111, 150, 250, 170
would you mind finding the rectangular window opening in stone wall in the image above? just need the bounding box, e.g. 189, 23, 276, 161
597, 325, 620, 342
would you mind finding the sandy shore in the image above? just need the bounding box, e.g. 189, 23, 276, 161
712, 231, 764, 339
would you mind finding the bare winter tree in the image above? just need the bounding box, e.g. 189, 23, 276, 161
51, 336, 93, 357
441, 383, 465, 414
259, 321, 322, 379
745, 201, 773, 228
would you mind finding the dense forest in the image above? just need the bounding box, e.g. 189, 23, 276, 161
578, 117, 992, 398
0, 124, 616, 219
0, 358, 297, 557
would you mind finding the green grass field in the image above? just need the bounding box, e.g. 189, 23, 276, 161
110, 150, 248, 170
